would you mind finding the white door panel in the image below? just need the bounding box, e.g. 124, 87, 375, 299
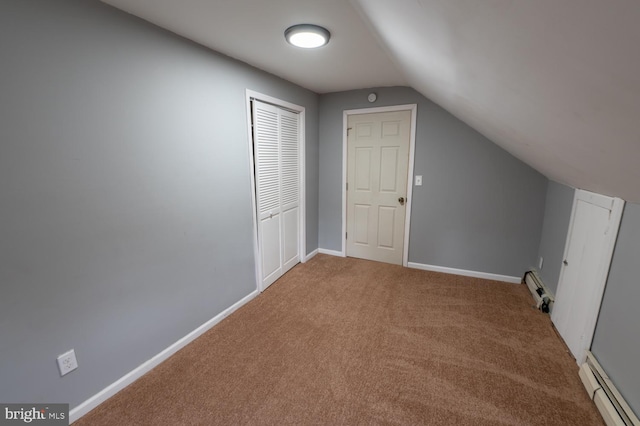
282, 206, 299, 272
380, 147, 399, 192
353, 205, 370, 245
260, 215, 282, 286
355, 148, 372, 191
346, 110, 411, 265
377, 206, 396, 248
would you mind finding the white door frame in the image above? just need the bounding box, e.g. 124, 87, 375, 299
553, 189, 624, 364
341, 104, 417, 267
245, 89, 306, 292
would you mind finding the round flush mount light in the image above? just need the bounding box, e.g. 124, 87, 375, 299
285, 24, 331, 49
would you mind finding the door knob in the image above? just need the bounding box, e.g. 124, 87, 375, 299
398, 197, 405, 206
563, 259, 569, 266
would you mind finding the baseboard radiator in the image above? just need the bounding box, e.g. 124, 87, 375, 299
579, 351, 640, 426
522, 270, 554, 313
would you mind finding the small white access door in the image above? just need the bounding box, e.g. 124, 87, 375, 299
552, 190, 624, 364
252, 100, 301, 290
346, 110, 411, 265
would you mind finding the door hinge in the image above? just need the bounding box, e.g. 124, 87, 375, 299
347, 127, 352, 136
346, 182, 348, 191
345, 232, 348, 240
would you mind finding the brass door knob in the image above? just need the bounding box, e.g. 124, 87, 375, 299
398, 197, 405, 206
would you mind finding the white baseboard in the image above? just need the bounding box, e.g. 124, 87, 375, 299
407, 262, 521, 284
303, 249, 319, 262
69, 289, 260, 423
318, 248, 345, 257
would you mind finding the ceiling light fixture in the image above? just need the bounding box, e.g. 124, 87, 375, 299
285, 24, 331, 49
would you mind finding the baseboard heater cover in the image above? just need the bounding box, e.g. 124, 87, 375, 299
579, 351, 639, 426
522, 270, 554, 313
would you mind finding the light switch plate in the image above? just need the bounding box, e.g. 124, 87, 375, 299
415, 175, 423, 186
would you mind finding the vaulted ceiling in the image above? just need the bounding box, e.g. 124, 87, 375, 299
102, 0, 640, 202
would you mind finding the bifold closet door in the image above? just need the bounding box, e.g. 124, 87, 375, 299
252, 100, 300, 290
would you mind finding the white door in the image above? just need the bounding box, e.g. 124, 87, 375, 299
252, 100, 300, 290
552, 190, 624, 364
346, 110, 411, 265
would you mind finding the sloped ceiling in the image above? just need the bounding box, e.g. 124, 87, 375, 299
353, 0, 640, 203
102, 0, 640, 202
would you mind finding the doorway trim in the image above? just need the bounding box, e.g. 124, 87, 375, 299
341, 104, 417, 267
245, 89, 306, 292
554, 189, 624, 364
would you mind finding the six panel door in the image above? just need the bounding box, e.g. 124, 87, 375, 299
346, 110, 411, 265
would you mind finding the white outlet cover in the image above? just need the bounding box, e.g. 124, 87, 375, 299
57, 349, 78, 376
415, 175, 423, 186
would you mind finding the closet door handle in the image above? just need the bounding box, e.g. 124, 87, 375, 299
398, 197, 405, 206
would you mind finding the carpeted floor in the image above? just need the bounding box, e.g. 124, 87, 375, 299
76, 255, 602, 425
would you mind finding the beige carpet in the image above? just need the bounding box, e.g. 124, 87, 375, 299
76, 255, 602, 425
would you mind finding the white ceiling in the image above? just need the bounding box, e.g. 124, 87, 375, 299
102, 0, 640, 202
101, 0, 406, 93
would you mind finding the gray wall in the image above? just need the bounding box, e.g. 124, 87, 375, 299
536, 180, 575, 295
591, 203, 640, 416
0, 0, 318, 408
319, 87, 547, 277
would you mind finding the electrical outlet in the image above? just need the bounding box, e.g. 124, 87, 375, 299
415, 175, 423, 186
57, 349, 78, 376
539, 257, 544, 270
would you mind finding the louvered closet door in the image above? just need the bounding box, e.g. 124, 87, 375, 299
279, 109, 300, 273
252, 101, 300, 290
